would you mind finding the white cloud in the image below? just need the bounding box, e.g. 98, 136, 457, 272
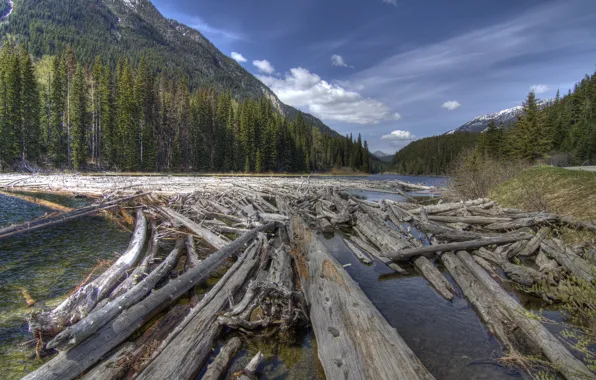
442, 100, 461, 111
382, 0, 398, 6
253, 59, 275, 74
382, 130, 416, 141
258, 67, 400, 125
331, 54, 348, 67
230, 52, 247, 63
530, 84, 549, 94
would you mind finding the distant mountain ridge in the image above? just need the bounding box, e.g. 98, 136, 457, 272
0, 0, 339, 137
446, 99, 552, 134
372, 150, 394, 163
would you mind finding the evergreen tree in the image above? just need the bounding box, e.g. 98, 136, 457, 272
69, 64, 87, 169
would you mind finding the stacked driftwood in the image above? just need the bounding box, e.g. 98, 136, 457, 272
10, 176, 596, 380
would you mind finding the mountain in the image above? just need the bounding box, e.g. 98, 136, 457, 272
0, 0, 338, 137
446, 100, 552, 134
372, 150, 394, 163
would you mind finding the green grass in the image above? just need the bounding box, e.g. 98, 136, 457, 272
490, 166, 596, 221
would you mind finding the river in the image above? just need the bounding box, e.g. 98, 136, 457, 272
0, 176, 566, 379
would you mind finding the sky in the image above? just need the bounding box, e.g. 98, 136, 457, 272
152, 0, 596, 154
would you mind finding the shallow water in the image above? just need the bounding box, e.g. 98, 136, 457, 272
0, 194, 131, 379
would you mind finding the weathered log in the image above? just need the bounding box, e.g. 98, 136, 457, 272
80, 303, 190, 380
46, 239, 185, 351
560, 216, 596, 233
351, 229, 407, 273
317, 217, 334, 233
202, 337, 243, 380
440, 252, 514, 351
484, 215, 558, 231
290, 217, 435, 380
159, 207, 227, 250
427, 215, 512, 225
501, 262, 542, 287
541, 240, 596, 283
30, 208, 148, 336
344, 238, 373, 264
514, 227, 551, 258
456, 250, 595, 380
409, 199, 488, 215
412, 256, 456, 300
22, 223, 276, 380
385, 234, 533, 261
536, 251, 559, 272
134, 234, 266, 380
237, 351, 265, 380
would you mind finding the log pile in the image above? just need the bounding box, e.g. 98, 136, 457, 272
8, 175, 595, 380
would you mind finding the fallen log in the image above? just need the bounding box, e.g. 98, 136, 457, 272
237, 351, 265, 380
344, 238, 373, 264
514, 227, 551, 258
541, 240, 596, 283
427, 215, 512, 225
351, 229, 407, 273
159, 207, 228, 250
22, 223, 277, 380
412, 256, 456, 301
384, 234, 533, 262
202, 337, 243, 380
46, 239, 185, 351
409, 199, 489, 215
484, 215, 558, 231
456, 250, 595, 380
30, 208, 148, 336
134, 234, 266, 380
290, 216, 435, 380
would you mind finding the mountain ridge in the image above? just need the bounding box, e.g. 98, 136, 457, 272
1, 0, 339, 137
446, 99, 552, 135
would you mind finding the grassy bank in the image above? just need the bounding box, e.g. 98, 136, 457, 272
490, 166, 596, 221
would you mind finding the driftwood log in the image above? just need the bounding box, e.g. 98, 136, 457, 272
290, 216, 435, 380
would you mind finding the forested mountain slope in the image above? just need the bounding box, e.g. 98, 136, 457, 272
0, 0, 337, 137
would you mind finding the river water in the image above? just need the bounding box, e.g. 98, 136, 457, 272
0, 176, 563, 379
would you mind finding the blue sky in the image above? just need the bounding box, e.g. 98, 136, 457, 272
152, 0, 596, 154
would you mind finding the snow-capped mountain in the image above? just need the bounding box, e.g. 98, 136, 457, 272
372, 150, 394, 163
446, 100, 552, 134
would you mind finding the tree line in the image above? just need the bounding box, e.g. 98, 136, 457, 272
0, 44, 375, 173
393, 70, 596, 175
477, 72, 596, 165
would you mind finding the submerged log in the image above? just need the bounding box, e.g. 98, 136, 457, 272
30, 208, 148, 336
456, 250, 595, 380
0, 193, 146, 240
0, 190, 74, 212
22, 223, 276, 380
202, 337, 243, 380
290, 217, 435, 380
385, 234, 533, 262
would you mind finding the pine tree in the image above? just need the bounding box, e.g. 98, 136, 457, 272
49, 55, 67, 166
19, 47, 40, 163
513, 91, 549, 162
69, 64, 88, 169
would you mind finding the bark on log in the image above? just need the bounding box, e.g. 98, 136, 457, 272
385, 234, 533, 262
290, 216, 435, 380
456, 250, 595, 380
46, 239, 185, 351
30, 208, 148, 336
22, 223, 276, 380
412, 256, 456, 301
202, 337, 243, 380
